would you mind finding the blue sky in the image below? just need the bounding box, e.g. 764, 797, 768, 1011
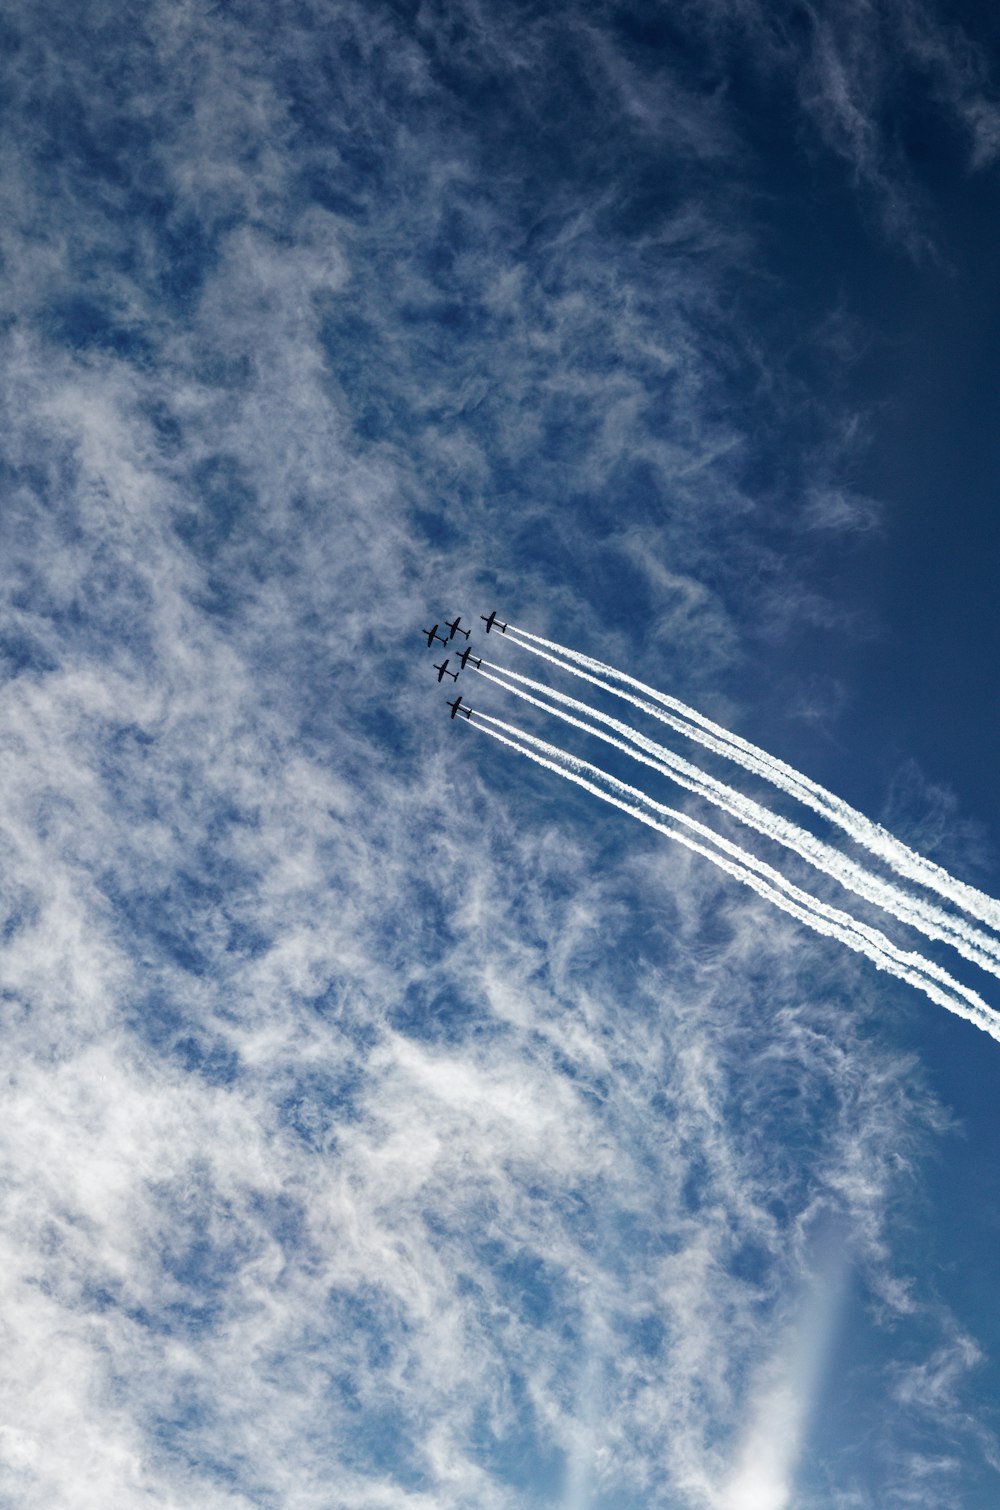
1, 0, 1000, 1505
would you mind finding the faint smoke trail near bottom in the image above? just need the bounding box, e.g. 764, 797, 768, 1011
507, 624, 1000, 938
469, 714, 1000, 1043
717, 1227, 848, 1510
561, 1343, 602, 1510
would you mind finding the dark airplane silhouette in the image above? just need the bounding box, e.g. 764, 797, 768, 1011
421, 624, 448, 648
457, 646, 482, 671
447, 695, 472, 720
480, 611, 508, 635
445, 616, 470, 641
433, 659, 458, 683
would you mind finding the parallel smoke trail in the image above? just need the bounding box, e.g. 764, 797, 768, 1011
476, 661, 1000, 979
507, 624, 1000, 936
479, 708, 999, 1029
468, 712, 1000, 1042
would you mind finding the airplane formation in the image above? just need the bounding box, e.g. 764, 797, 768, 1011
417, 611, 1000, 1045
420, 611, 507, 721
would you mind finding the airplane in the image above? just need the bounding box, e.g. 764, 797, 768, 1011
456, 646, 482, 671
480, 610, 508, 635
421, 624, 448, 648
445, 616, 470, 641
433, 659, 458, 683
447, 695, 472, 720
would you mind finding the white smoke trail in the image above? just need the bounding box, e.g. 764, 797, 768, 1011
467, 711, 1000, 1041
474, 661, 1000, 980
507, 624, 1000, 936
718, 1226, 848, 1510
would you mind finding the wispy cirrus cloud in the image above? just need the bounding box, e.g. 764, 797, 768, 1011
0, 0, 995, 1505
682, 0, 1000, 250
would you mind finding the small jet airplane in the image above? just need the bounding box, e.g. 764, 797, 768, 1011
445, 616, 470, 641
433, 659, 458, 683
480, 610, 508, 635
456, 646, 482, 671
421, 624, 448, 648
447, 695, 472, 720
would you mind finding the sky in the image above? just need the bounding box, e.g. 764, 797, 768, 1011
1, 0, 1000, 1506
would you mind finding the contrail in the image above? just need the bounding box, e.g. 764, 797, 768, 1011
476, 708, 1000, 1030
475, 661, 1000, 980
507, 624, 1000, 936
467, 712, 1000, 1042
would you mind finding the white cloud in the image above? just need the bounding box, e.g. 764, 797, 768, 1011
0, 0, 994, 1504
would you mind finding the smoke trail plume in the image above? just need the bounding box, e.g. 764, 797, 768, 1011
475, 661, 1000, 980
467, 711, 1000, 1042
507, 625, 1000, 936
